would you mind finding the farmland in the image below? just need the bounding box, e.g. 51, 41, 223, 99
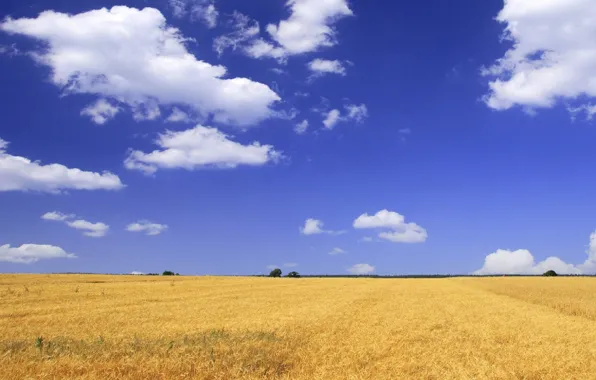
2, 275, 596, 379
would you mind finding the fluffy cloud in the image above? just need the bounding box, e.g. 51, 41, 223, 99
81, 99, 120, 125
483, 0, 596, 115
41, 211, 72, 221
473, 249, 582, 275
131, 271, 145, 275
0, 138, 123, 193
308, 59, 347, 77
247, 0, 353, 59
353, 210, 428, 244
322, 104, 368, 130
300, 219, 325, 235
169, 0, 218, 28
125, 125, 282, 175
323, 109, 341, 129
67, 220, 109, 238
300, 218, 344, 236
0, 6, 279, 126
126, 221, 169, 236
345, 104, 368, 123
347, 263, 375, 275
329, 247, 346, 255
132, 103, 161, 122
166, 108, 192, 123
294, 120, 309, 134
474, 231, 596, 275
579, 232, 596, 272
0, 243, 76, 264
42, 212, 109, 238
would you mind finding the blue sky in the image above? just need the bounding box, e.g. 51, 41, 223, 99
1, 0, 596, 275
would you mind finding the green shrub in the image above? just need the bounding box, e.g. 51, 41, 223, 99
287, 271, 301, 278
162, 271, 176, 276
543, 270, 558, 277
269, 268, 282, 278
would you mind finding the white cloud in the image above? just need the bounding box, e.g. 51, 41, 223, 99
0, 43, 19, 56
193, 3, 218, 29
474, 231, 596, 275
66, 219, 109, 238
126, 220, 168, 236
483, 0, 596, 115
294, 120, 309, 134
0, 138, 124, 193
166, 107, 192, 123
245, 40, 287, 60
214, 12, 260, 56
345, 104, 368, 123
247, 0, 353, 59
0, 6, 279, 126
0, 243, 76, 264
81, 99, 120, 125
568, 104, 596, 121
353, 210, 428, 244
42, 211, 109, 238
125, 125, 282, 175
0, 244, 77, 264
308, 59, 347, 77
347, 263, 375, 275
131, 271, 145, 275
578, 231, 596, 273
322, 104, 368, 130
323, 109, 341, 129
41, 211, 73, 221
169, 0, 187, 18
473, 249, 582, 275
132, 103, 161, 122
300, 219, 325, 235
300, 218, 344, 236
329, 247, 346, 255
169, 0, 218, 28
271, 68, 286, 75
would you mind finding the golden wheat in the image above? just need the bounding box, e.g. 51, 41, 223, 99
1, 275, 595, 379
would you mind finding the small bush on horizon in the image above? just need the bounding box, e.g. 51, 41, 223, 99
543, 270, 558, 277
162, 271, 176, 276
287, 271, 301, 278
269, 268, 282, 278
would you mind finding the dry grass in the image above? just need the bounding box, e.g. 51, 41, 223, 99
1, 275, 596, 379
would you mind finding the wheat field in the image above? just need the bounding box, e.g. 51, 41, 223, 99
2, 275, 596, 379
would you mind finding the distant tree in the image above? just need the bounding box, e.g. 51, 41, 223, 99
287, 271, 301, 278
176, 273, 180, 276
269, 268, 282, 278
163, 271, 176, 276
543, 270, 558, 277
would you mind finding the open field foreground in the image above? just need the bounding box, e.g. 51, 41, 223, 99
2, 276, 596, 379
